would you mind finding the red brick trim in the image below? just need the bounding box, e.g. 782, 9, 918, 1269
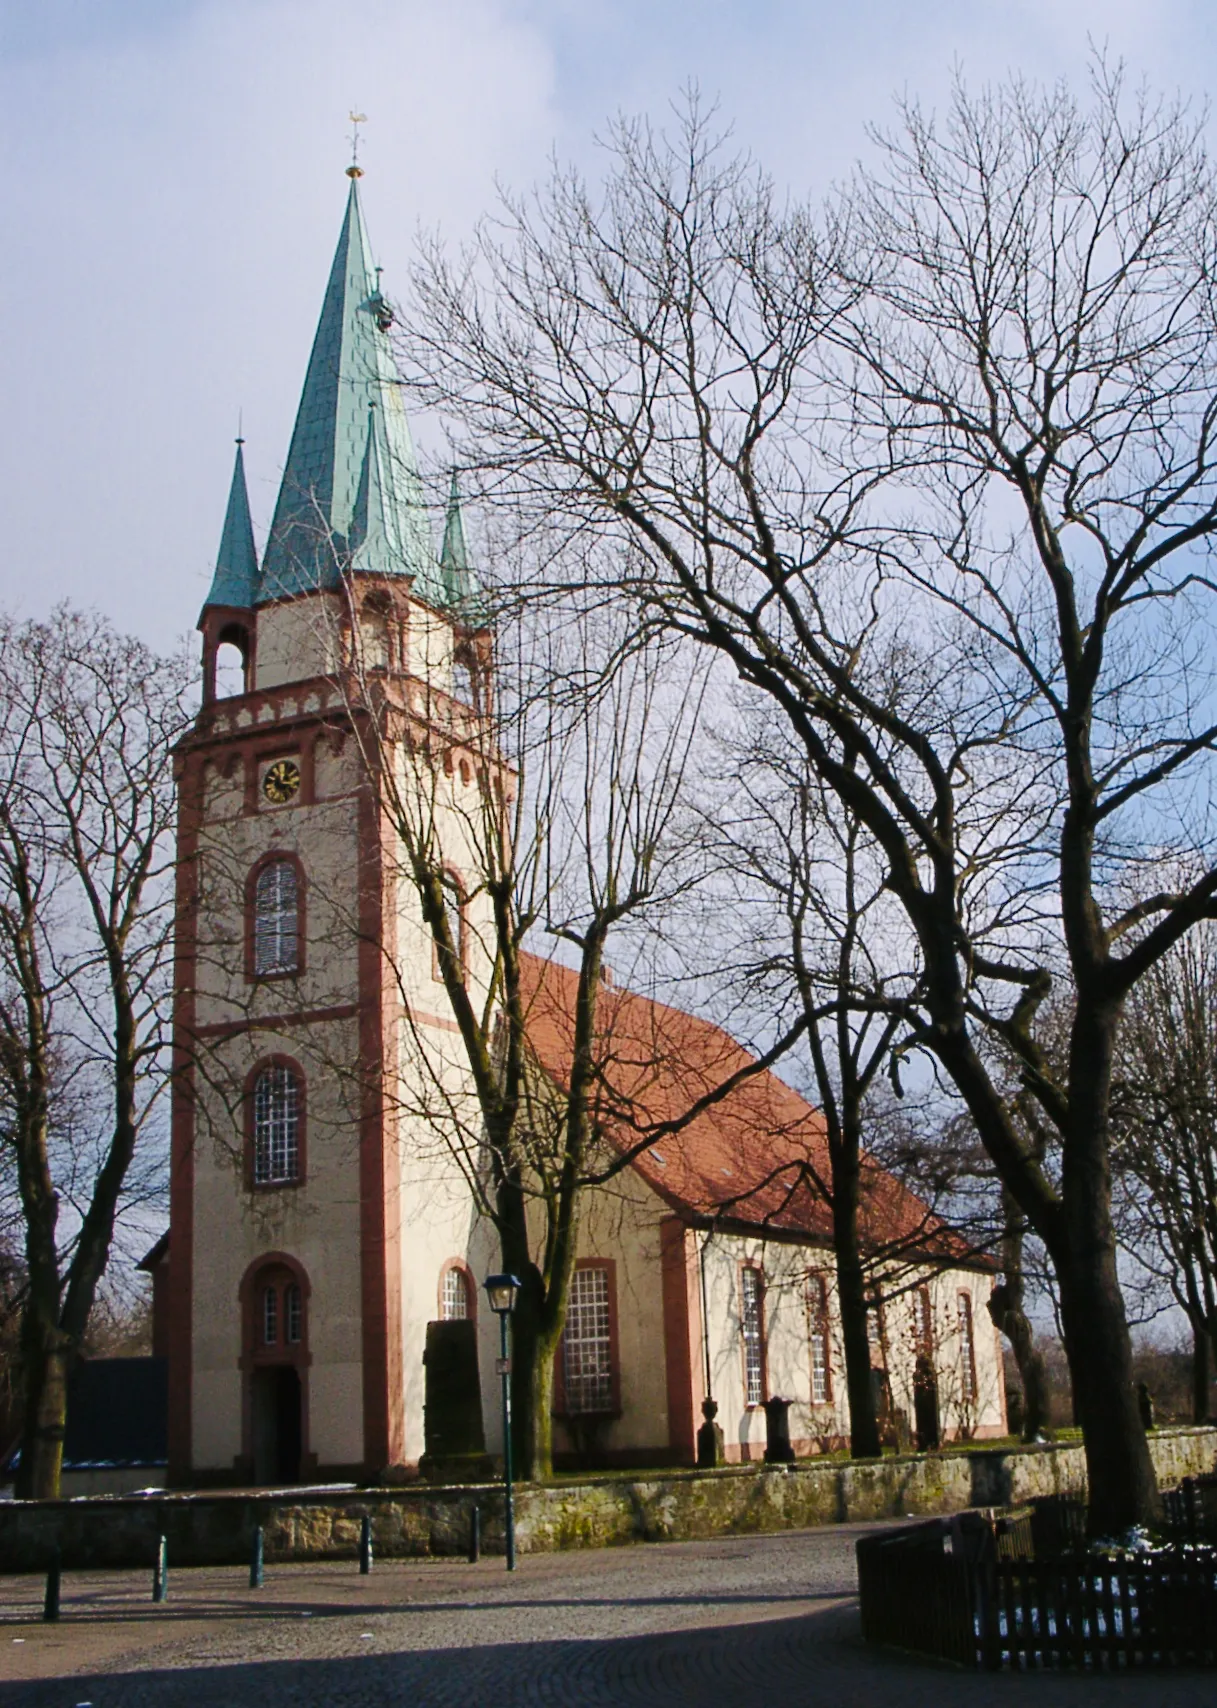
357, 759, 405, 1472
244, 850, 307, 983
243, 1055, 308, 1191
553, 1257, 621, 1418
167, 752, 204, 1482
738, 1259, 768, 1410
193, 1002, 359, 1042
200, 607, 255, 707
436, 1258, 478, 1326
659, 1219, 701, 1463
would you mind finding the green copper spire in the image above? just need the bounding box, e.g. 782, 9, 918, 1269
201, 439, 259, 617
440, 471, 484, 616
259, 176, 441, 604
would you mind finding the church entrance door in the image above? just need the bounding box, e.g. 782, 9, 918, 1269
251, 1365, 302, 1484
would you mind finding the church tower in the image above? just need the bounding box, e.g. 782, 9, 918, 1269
168, 172, 497, 1484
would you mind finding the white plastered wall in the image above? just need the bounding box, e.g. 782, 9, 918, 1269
254, 592, 344, 690
386, 742, 506, 1464
189, 736, 367, 1473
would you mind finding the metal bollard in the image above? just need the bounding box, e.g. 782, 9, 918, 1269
249, 1524, 264, 1590
152, 1534, 168, 1603
43, 1549, 61, 1623
359, 1513, 372, 1576
468, 1504, 480, 1565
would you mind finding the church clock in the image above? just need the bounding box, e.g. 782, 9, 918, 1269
262, 758, 301, 805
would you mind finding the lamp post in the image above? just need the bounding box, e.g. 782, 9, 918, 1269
483, 1272, 521, 1571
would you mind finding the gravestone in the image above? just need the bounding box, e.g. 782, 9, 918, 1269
419, 1320, 493, 1483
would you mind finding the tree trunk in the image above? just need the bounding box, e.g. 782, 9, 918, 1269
988, 1290, 1049, 1441
987, 1187, 1049, 1440
1056, 1000, 1159, 1531
504, 1263, 544, 1483
1057, 1249, 1158, 1533
14, 1316, 69, 1500
527, 1320, 558, 1483
1193, 1319, 1211, 1425
832, 1190, 881, 1458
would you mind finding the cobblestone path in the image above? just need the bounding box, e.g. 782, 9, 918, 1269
1, 1525, 1214, 1706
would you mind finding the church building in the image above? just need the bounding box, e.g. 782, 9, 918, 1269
162, 172, 1007, 1488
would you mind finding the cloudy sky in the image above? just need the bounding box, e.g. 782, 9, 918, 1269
1, 0, 1211, 649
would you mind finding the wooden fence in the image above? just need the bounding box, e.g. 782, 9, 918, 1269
857, 1509, 1217, 1671
1163, 1473, 1217, 1543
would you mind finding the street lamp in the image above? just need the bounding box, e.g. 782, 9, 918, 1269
483, 1272, 521, 1571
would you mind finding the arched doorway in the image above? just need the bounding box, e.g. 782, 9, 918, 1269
240, 1255, 309, 1485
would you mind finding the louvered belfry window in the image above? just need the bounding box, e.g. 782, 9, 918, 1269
563, 1267, 614, 1413
254, 859, 299, 976
253, 1064, 300, 1184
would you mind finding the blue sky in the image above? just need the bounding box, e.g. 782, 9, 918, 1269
0, 0, 1212, 646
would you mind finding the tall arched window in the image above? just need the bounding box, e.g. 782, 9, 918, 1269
253, 858, 300, 977
958, 1291, 978, 1404
740, 1266, 766, 1407
806, 1273, 832, 1405
441, 1266, 471, 1320
253, 1063, 301, 1185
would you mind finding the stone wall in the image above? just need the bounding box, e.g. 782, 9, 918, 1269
1, 1427, 1213, 1573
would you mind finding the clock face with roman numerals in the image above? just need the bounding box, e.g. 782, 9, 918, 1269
262, 758, 301, 805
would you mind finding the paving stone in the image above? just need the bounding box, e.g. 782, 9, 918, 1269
1, 1525, 1213, 1706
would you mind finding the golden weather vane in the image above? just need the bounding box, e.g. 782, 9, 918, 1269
347, 111, 368, 178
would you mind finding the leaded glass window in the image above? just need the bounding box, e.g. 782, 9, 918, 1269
741, 1267, 765, 1406
808, 1274, 831, 1404
441, 1267, 469, 1320
958, 1292, 977, 1402
253, 1064, 300, 1184
563, 1267, 613, 1413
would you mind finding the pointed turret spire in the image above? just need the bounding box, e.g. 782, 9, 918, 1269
440, 471, 484, 615
201, 439, 259, 618
259, 176, 442, 604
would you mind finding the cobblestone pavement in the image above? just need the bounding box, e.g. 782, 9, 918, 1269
1, 1526, 1215, 1706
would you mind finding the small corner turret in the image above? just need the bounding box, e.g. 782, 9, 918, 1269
440, 471, 485, 619
200, 439, 259, 704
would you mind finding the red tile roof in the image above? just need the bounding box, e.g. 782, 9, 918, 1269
519, 953, 983, 1268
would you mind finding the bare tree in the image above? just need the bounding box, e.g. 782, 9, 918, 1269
0, 609, 191, 1498
1114, 919, 1217, 1422
331, 590, 806, 1479
703, 710, 925, 1456
402, 69, 1217, 1527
